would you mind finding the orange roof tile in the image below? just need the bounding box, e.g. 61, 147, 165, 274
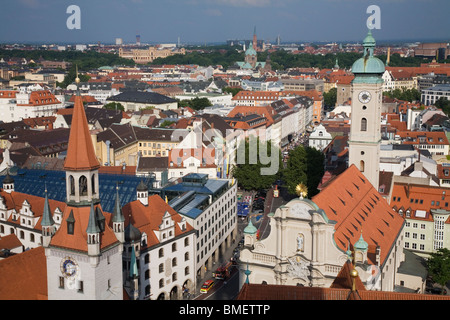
390, 182, 450, 222
0, 246, 48, 300
63, 94, 100, 171
122, 195, 194, 247
50, 204, 118, 253
312, 165, 405, 266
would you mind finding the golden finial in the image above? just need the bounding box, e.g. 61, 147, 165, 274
295, 183, 308, 199
350, 267, 359, 292
75, 65, 80, 84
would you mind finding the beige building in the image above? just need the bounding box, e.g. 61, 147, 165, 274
119, 46, 185, 64
95, 124, 184, 166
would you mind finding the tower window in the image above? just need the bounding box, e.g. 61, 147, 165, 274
361, 118, 367, 132
360, 160, 365, 173
69, 175, 75, 196
79, 175, 88, 196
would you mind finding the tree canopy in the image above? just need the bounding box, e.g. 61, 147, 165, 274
282, 145, 325, 198
231, 137, 282, 191
427, 248, 450, 294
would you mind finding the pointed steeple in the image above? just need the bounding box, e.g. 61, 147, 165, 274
130, 245, 138, 279
86, 203, 100, 234
112, 185, 125, 223
64, 67, 100, 172
41, 185, 55, 227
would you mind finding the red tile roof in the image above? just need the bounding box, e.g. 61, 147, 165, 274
50, 204, 119, 253
390, 182, 450, 223
0, 246, 48, 300
121, 195, 194, 247
312, 165, 405, 266
236, 282, 450, 300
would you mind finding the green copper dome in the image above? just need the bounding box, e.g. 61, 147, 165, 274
244, 219, 258, 235
351, 30, 385, 76
245, 43, 257, 56
354, 233, 368, 252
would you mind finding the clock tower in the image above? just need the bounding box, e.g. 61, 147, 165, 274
348, 30, 385, 190
44, 76, 124, 300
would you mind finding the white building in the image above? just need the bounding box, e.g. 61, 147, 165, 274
0, 87, 64, 122
309, 124, 333, 151
421, 84, 450, 106
122, 189, 196, 300
162, 174, 238, 281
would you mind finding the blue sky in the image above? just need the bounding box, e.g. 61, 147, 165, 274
1, 0, 449, 44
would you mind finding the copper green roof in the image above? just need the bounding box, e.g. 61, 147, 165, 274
351, 30, 385, 76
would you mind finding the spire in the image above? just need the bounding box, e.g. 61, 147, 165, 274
130, 245, 138, 279
64, 69, 100, 171
86, 203, 100, 234
112, 184, 125, 223
41, 185, 55, 227
244, 262, 251, 284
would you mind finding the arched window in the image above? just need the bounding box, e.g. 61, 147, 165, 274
361, 118, 367, 132
360, 160, 365, 173
159, 263, 164, 273
79, 175, 88, 196
69, 175, 75, 196
91, 174, 96, 195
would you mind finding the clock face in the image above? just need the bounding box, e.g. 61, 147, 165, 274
60, 257, 78, 278
358, 91, 372, 104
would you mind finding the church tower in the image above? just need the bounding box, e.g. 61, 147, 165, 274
348, 30, 385, 190
45, 75, 123, 300
253, 26, 258, 51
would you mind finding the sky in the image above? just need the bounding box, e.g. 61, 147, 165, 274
1, 0, 449, 44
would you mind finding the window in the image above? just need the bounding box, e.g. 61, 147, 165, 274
361, 118, 367, 131
159, 263, 164, 273
59, 276, 65, 289
159, 248, 164, 258
360, 160, 365, 173
79, 175, 88, 196
78, 281, 84, 293
69, 175, 75, 196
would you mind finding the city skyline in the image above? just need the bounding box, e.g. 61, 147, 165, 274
1, 0, 449, 45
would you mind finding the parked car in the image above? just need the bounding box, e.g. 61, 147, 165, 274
426, 287, 448, 295
200, 280, 215, 293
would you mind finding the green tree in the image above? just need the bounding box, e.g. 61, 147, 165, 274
282, 145, 324, 197
283, 146, 308, 195
223, 87, 243, 97
305, 146, 325, 198
323, 88, 337, 108
435, 97, 450, 116
427, 248, 450, 294
231, 137, 282, 191
384, 88, 421, 102
160, 120, 175, 128
103, 102, 124, 111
